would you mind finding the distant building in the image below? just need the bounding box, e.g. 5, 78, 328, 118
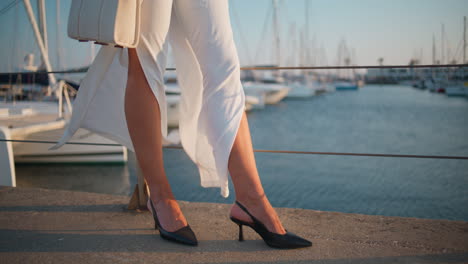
366, 67, 467, 83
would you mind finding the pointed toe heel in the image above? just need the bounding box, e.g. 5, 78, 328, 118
230, 201, 312, 249
148, 199, 198, 246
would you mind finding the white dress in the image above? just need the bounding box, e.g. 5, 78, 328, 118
49, 0, 246, 198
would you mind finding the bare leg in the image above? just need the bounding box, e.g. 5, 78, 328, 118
124, 48, 187, 232
229, 112, 286, 234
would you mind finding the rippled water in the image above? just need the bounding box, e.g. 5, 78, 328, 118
16, 85, 468, 221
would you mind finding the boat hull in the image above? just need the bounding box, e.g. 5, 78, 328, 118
286, 83, 315, 98
335, 85, 359, 91
243, 82, 290, 104
13, 128, 128, 164
445, 86, 467, 97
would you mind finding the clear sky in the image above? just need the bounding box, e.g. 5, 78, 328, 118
0, 0, 467, 72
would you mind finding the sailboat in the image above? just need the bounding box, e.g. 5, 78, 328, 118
334, 39, 359, 91
284, 4, 315, 99
1, 0, 130, 186
286, 81, 316, 98
242, 0, 291, 103
444, 17, 468, 97
243, 70, 290, 104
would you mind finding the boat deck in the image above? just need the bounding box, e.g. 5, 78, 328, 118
0, 113, 70, 129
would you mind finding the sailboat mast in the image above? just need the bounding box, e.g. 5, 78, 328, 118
272, 0, 281, 66
441, 23, 445, 64
55, 0, 63, 70
37, 0, 48, 53
305, 0, 309, 65
463, 16, 466, 64
288, 23, 296, 66
299, 29, 305, 67
23, 0, 57, 89
431, 35, 436, 78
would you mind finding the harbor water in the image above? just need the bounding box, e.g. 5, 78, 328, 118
15, 85, 468, 221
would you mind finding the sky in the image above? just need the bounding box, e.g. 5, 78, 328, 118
0, 0, 467, 73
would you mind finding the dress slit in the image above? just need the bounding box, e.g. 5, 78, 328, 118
133, 43, 171, 145
50, 0, 246, 198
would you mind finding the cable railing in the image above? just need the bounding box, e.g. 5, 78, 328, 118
1, 63, 468, 162
1, 63, 467, 75
0, 138, 467, 160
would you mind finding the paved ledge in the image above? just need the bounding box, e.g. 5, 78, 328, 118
0, 186, 467, 264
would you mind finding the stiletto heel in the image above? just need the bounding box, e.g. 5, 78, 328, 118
147, 198, 198, 246
230, 201, 312, 249
238, 224, 244, 241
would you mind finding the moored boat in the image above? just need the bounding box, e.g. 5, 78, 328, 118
243, 81, 290, 104
335, 81, 359, 91
445, 84, 468, 97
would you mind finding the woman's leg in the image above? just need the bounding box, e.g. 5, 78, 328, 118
123, 0, 187, 233
228, 112, 286, 235
172, 0, 286, 234
125, 49, 187, 232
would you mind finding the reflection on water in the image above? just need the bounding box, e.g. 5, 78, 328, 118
15, 85, 468, 221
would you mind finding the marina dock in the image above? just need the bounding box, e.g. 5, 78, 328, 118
0, 186, 467, 263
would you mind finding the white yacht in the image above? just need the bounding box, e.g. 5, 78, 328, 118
284, 73, 317, 98
243, 81, 290, 104
286, 81, 315, 98
243, 73, 290, 104
0, 100, 128, 164
445, 83, 468, 97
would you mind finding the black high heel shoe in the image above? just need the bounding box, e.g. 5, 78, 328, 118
230, 201, 312, 249
147, 198, 198, 246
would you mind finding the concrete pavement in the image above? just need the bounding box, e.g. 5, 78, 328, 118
0, 186, 467, 263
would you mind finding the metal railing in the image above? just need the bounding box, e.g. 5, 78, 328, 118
1, 62, 468, 161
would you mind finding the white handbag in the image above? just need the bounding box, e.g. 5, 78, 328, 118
67, 0, 142, 48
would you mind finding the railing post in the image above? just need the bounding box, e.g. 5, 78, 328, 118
0, 127, 16, 187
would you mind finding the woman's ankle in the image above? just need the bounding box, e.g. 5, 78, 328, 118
236, 190, 267, 206
151, 194, 177, 205
148, 184, 175, 202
